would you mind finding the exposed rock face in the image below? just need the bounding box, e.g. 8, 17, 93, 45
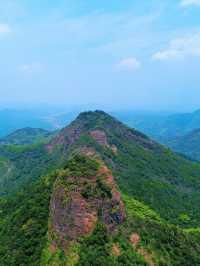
90, 130, 109, 147
130, 233, 140, 246
46, 123, 84, 152
48, 155, 125, 251
49, 187, 98, 249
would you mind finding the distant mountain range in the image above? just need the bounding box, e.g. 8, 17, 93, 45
1, 111, 200, 265
112, 109, 200, 142
112, 109, 200, 161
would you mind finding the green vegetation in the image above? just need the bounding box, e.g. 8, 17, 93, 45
167, 128, 200, 161
122, 194, 200, 266
0, 127, 55, 146
0, 171, 58, 266
122, 195, 163, 223
97, 125, 200, 227
77, 223, 147, 266
1, 111, 200, 265
117, 109, 200, 142
65, 154, 99, 177
0, 144, 57, 196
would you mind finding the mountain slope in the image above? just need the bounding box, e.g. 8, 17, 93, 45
167, 128, 200, 161
1, 111, 200, 223
45, 111, 200, 226
117, 109, 200, 142
1, 155, 200, 266
1, 111, 200, 265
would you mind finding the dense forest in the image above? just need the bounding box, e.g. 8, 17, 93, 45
1, 111, 200, 265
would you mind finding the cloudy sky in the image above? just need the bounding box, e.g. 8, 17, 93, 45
0, 0, 200, 111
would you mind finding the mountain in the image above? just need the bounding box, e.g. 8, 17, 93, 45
114, 109, 200, 142
1, 111, 200, 265
1, 108, 200, 145
167, 128, 200, 161
0, 109, 54, 137
0, 108, 80, 138
0, 128, 55, 146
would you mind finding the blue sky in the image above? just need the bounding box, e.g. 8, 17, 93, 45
0, 0, 200, 111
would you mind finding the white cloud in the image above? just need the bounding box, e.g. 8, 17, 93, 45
180, 0, 200, 7
152, 33, 200, 61
19, 62, 44, 75
0, 24, 11, 34
116, 57, 141, 71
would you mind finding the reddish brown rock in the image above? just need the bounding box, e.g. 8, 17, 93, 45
111, 243, 121, 257
138, 248, 155, 266
50, 189, 98, 247
46, 121, 86, 153
90, 130, 109, 147
48, 158, 126, 251
130, 233, 141, 246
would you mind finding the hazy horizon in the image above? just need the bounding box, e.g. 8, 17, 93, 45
0, 102, 198, 114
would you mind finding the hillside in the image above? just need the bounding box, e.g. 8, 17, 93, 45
1, 155, 200, 266
1, 111, 200, 265
116, 109, 200, 142
167, 128, 200, 161
0, 128, 55, 146
45, 111, 200, 226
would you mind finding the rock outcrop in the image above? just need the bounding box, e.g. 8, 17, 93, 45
48, 154, 125, 252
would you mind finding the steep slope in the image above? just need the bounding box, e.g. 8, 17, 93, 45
1, 154, 200, 265
45, 111, 200, 227
0, 170, 58, 266
0, 127, 54, 146
1, 111, 200, 225
41, 155, 200, 266
167, 128, 200, 161
0, 143, 56, 196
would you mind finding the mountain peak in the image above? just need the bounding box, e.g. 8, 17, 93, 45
75, 110, 115, 125
46, 110, 158, 154
78, 110, 108, 117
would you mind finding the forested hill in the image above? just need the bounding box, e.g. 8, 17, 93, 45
166, 128, 200, 162
1, 111, 200, 265
0, 127, 55, 146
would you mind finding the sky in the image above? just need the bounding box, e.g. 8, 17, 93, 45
0, 0, 200, 111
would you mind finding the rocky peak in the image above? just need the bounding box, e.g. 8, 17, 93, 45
46, 110, 160, 154
48, 154, 125, 252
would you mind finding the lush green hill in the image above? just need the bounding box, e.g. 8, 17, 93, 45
0, 143, 56, 196
46, 111, 200, 226
1, 155, 200, 265
2, 111, 200, 223
0, 128, 55, 146
166, 128, 200, 162
1, 111, 200, 265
